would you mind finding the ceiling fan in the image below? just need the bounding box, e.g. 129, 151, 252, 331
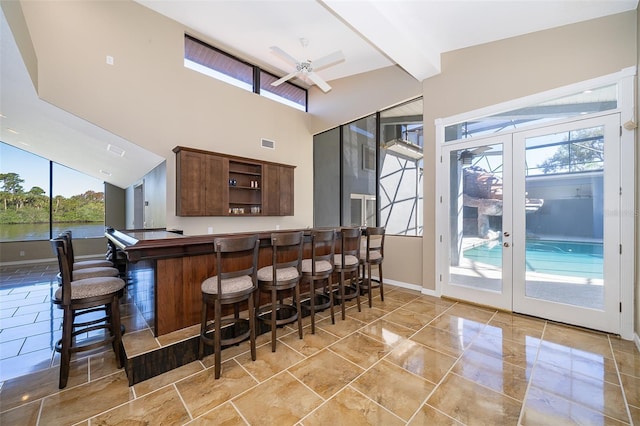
459, 146, 491, 165
270, 43, 345, 93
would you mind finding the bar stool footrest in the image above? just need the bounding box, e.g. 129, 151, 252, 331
300, 293, 331, 312
201, 318, 251, 348
256, 304, 298, 328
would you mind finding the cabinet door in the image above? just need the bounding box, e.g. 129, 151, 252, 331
279, 166, 294, 216
205, 155, 227, 216
263, 164, 294, 216
176, 150, 206, 216
263, 164, 280, 216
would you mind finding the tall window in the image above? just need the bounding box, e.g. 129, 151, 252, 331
0, 143, 105, 241
379, 98, 423, 235
184, 35, 307, 111
312, 97, 424, 235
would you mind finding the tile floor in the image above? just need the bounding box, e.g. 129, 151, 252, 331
1, 263, 640, 425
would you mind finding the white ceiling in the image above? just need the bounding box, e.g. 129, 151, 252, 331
1, 1, 637, 190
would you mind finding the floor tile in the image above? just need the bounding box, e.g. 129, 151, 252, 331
537, 339, 619, 384
427, 373, 522, 425
289, 349, 364, 399
301, 385, 405, 426
410, 325, 474, 358
232, 371, 322, 425
329, 332, 393, 369
279, 326, 339, 356
453, 347, 530, 401
351, 360, 435, 420
358, 318, 414, 345
382, 307, 438, 331
530, 362, 629, 422
39, 371, 132, 425
521, 386, 629, 425
0, 399, 41, 426
408, 404, 463, 425
471, 330, 540, 369
90, 385, 191, 425
187, 402, 246, 425
175, 359, 257, 418
134, 361, 204, 397
385, 339, 457, 384
234, 342, 305, 382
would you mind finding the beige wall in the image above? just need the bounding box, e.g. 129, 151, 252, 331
636, 9, 640, 337
422, 11, 637, 292
19, 0, 313, 236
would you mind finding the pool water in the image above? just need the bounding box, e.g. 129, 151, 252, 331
463, 240, 603, 280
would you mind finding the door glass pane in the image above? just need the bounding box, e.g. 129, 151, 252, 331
524, 126, 604, 309
449, 143, 504, 292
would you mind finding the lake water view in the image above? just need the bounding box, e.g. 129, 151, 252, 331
0, 223, 105, 242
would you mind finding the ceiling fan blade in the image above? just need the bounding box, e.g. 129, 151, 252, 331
271, 71, 298, 87
311, 50, 345, 71
471, 146, 492, 154
269, 46, 299, 67
307, 72, 332, 93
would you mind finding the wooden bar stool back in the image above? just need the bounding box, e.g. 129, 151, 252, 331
198, 235, 259, 379
51, 238, 125, 389
359, 226, 385, 308
256, 231, 304, 352
61, 230, 114, 270
301, 229, 336, 334
58, 233, 119, 281
334, 227, 362, 320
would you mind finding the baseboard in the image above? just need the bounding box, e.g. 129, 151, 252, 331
374, 276, 438, 297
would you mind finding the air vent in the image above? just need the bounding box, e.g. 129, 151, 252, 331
261, 138, 275, 149
107, 144, 126, 157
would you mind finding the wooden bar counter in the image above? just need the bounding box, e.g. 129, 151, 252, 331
106, 227, 318, 336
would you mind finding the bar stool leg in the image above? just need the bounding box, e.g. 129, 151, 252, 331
59, 307, 73, 389
111, 295, 123, 368
309, 280, 316, 334
198, 301, 207, 360
270, 287, 277, 352
368, 263, 373, 308
378, 263, 384, 301
294, 284, 303, 339
249, 293, 256, 361
339, 270, 346, 320
328, 276, 335, 324
214, 300, 222, 379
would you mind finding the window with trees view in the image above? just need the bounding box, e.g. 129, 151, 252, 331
0, 143, 105, 242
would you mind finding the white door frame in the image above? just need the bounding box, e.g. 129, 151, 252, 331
435, 67, 635, 339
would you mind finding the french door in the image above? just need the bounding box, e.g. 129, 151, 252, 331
441, 113, 621, 334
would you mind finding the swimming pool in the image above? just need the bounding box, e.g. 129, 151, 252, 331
463, 240, 603, 280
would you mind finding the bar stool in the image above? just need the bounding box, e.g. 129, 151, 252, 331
333, 227, 362, 320
198, 235, 259, 379
359, 226, 385, 308
51, 238, 125, 389
301, 229, 336, 334
57, 232, 119, 281
61, 231, 114, 270
256, 231, 304, 352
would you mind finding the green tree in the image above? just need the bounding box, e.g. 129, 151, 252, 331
537, 128, 604, 174
0, 172, 25, 210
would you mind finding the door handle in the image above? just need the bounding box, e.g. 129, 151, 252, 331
503, 242, 510, 247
